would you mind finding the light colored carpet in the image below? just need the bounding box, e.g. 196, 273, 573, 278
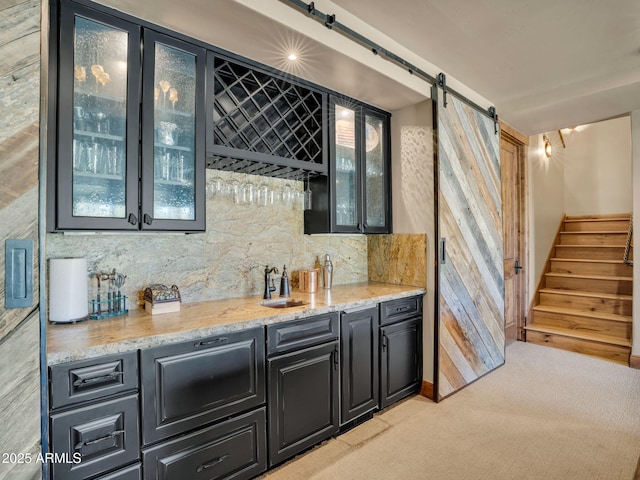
261, 342, 640, 480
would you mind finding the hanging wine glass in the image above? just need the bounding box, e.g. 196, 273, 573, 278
304, 173, 313, 210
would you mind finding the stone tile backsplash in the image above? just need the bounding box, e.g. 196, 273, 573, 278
46, 170, 367, 306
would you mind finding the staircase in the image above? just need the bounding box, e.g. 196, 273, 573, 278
525, 213, 633, 365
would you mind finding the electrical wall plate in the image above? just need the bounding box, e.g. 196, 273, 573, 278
5, 239, 34, 309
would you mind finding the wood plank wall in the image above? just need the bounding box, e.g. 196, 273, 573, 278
0, 0, 42, 478
437, 94, 505, 400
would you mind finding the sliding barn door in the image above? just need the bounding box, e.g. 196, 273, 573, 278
436, 93, 504, 400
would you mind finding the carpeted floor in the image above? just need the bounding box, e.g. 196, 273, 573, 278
261, 342, 640, 480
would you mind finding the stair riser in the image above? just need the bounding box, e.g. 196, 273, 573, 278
563, 220, 631, 232
531, 311, 631, 340
550, 260, 632, 276
539, 292, 632, 316
554, 246, 627, 260
526, 331, 630, 365
545, 276, 633, 295
558, 232, 627, 245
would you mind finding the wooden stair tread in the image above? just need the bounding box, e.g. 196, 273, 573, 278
550, 258, 627, 264
555, 244, 626, 248
545, 272, 632, 282
565, 215, 631, 222
560, 230, 627, 234
533, 304, 631, 323
539, 288, 632, 301
524, 324, 632, 347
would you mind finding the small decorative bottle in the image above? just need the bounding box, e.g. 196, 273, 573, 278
322, 254, 333, 289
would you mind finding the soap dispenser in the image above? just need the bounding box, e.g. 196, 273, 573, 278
279, 265, 291, 297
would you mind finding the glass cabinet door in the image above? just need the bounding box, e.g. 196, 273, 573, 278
362, 112, 389, 232
141, 31, 205, 231
333, 102, 359, 231
57, 4, 141, 230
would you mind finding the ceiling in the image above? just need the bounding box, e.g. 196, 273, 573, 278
95, 0, 640, 135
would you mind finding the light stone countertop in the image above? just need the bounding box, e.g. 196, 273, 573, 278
47, 282, 425, 365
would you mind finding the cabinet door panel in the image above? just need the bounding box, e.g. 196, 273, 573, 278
380, 317, 421, 408
50, 394, 139, 480
141, 30, 206, 231
268, 342, 339, 466
57, 2, 141, 230
340, 306, 379, 424
140, 328, 265, 445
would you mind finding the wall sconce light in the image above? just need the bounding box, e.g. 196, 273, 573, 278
543, 135, 552, 158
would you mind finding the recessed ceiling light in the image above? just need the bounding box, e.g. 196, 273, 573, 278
287, 53, 298, 61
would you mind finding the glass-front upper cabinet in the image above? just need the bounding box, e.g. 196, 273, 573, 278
52, 2, 205, 232
56, 3, 141, 230
306, 96, 390, 234
140, 31, 205, 231
362, 111, 388, 232
334, 103, 359, 229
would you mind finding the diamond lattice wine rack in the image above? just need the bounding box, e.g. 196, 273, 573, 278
208, 55, 327, 179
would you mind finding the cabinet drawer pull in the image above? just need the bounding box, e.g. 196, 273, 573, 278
395, 305, 410, 313
196, 454, 229, 472
72, 371, 123, 387
196, 337, 228, 347
74, 429, 125, 450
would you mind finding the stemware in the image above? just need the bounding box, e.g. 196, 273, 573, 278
240, 180, 256, 205
225, 179, 240, 203
256, 183, 270, 206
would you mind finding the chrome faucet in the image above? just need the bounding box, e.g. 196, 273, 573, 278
263, 265, 279, 299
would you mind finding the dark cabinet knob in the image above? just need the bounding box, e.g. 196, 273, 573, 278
143, 214, 153, 225
127, 213, 138, 225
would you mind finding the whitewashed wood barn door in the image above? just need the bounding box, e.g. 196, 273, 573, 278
435, 92, 505, 400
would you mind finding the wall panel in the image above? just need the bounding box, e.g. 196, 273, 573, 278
0, 0, 41, 478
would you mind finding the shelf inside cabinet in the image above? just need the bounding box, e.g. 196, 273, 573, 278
74, 130, 124, 142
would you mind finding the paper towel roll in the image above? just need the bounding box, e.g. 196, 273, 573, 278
49, 258, 89, 323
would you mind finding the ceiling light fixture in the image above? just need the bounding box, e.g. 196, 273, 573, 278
543, 135, 552, 158
287, 53, 298, 61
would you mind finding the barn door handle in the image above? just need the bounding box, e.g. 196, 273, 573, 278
515, 259, 523, 275
440, 238, 446, 264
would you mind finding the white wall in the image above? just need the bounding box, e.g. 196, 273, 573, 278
390, 100, 434, 382
631, 111, 640, 358
564, 117, 633, 216
528, 132, 566, 299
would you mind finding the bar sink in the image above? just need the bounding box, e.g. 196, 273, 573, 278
259, 299, 306, 308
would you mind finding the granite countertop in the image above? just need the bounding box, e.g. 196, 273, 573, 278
47, 282, 425, 365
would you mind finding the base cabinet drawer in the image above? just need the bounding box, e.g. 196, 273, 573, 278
49, 351, 138, 410
94, 463, 141, 480
50, 394, 140, 480
140, 327, 265, 445
142, 408, 267, 480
